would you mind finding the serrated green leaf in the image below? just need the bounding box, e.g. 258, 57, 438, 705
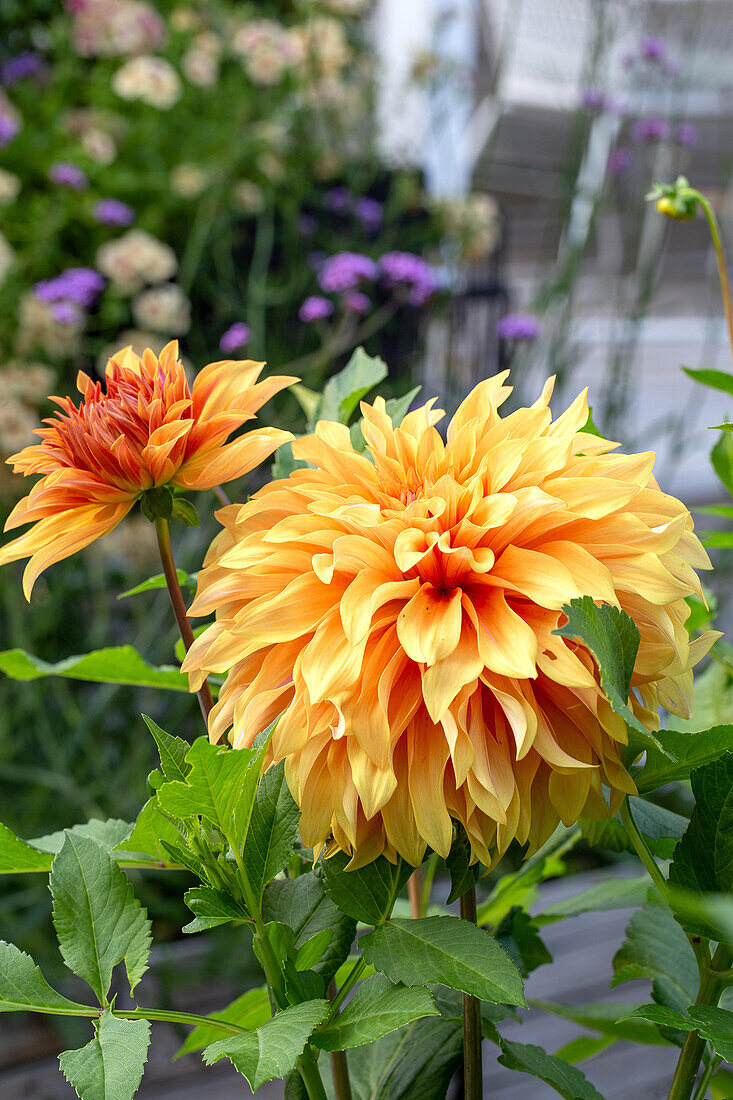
553, 1035, 616, 1064
294, 929, 333, 972
322, 853, 412, 926
50, 834, 152, 1003
175, 988, 271, 1058
384, 386, 422, 426
117, 570, 197, 600
313, 974, 438, 1051
0, 941, 91, 1014
0, 646, 188, 691
30, 819, 134, 857
580, 796, 688, 859
117, 798, 183, 866
538, 876, 649, 923
477, 826, 578, 927
554, 597, 665, 756
445, 824, 481, 905
635, 725, 733, 792
156, 737, 263, 852
669, 754, 733, 932
59, 1010, 150, 1100
204, 1000, 330, 1089
683, 367, 733, 397
264, 870, 356, 987
497, 1039, 606, 1099
533, 999, 673, 1045
360, 916, 525, 1005
318, 347, 388, 426
141, 716, 190, 784
612, 893, 698, 1012
495, 908, 552, 977
620, 1003, 733, 1059
243, 761, 300, 903
0, 821, 54, 874
183, 887, 248, 933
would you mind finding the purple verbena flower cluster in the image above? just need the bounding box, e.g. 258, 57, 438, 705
219, 322, 251, 352
34, 267, 105, 321
324, 187, 384, 233
318, 252, 379, 293
607, 147, 632, 176
0, 113, 19, 147
93, 199, 136, 226
344, 291, 371, 315
497, 312, 540, 342
299, 296, 334, 323
1, 52, 43, 85
49, 162, 88, 190
633, 117, 669, 143
379, 251, 437, 306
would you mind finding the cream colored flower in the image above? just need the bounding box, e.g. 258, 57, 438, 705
0, 399, 39, 457
0, 170, 20, 205
96, 229, 178, 294
132, 283, 191, 334
112, 56, 182, 110
233, 180, 265, 214
16, 296, 82, 359
171, 164, 209, 199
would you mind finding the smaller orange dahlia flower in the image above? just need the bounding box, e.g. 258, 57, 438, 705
0, 341, 295, 598
183, 372, 717, 870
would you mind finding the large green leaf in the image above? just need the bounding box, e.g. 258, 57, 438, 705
580, 797, 688, 859
0, 645, 188, 691
497, 1039, 606, 1099
360, 916, 526, 1005
264, 870, 356, 987
621, 1004, 733, 1061
30, 819, 134, 856
59, 1010, 150, 1100
204, 1000, 330, 1089
612, 893, 699, 1012
243, 761, 300, 904
537, 876, 649, 923
683, 367, 733, 397
313, 975, 438, 1051
156, 737, 264, 852
495, 908, 551, 977
477, 827, 578, 927
533, 1000, 673, 1046
670, 753, 733, 902
0, 941, 91, 1015
0, 821, 54, 874
711, 430, 733, 495
635, 725, 733, 793
50, 834, 152, 1003
176, 988, 271, 1058
318, 347, 388, 425
554, 597, 664, 755
322, 853, 412, 926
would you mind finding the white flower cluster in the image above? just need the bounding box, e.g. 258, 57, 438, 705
0, 362, 55, 458
232, 19, 304, 85
112, 56, 182, 110
96, 230, 190, 337
70, 0, 167, 59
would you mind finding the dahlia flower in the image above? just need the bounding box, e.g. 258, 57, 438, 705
0, 342, 294, 598
183, 374, 716, 869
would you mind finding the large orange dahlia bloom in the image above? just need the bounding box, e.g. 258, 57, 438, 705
184, 374, 716, 868
0, 341, 295, 598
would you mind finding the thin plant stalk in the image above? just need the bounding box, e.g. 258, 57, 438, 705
667, 944, 732, 1100
154, 516, 214, 723
691, 190, 733, 361
408, 866, 423, 919
460, 885, 482, 1100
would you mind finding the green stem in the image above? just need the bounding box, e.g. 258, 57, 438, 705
460, 885, 482, 1100
619, 798, 668, 897
421, 853, 440, 916
328, 958, 366, 1020
329, 1047, 353, 1100
668, 944, 732, 1100
691, 1054, 722, 1100
690, 190, 733, 362
153, 517, 214, 724
408, 866, 423, 919
298, 1046, 329, 1100
115, 1006, 251, 1035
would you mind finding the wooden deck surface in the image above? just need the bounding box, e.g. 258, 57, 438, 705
0, 870, 678, 1099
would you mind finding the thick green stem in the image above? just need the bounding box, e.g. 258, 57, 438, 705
329, 1047, 353, 1100
115, 1006, 251, 1035
328, 958, 366, 1019
299, 1046, 329, 1100
460, 885, 482, 1100
154, 517, 214, 724
668, 944, 732, 1100
691, 1054, 722, 1100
